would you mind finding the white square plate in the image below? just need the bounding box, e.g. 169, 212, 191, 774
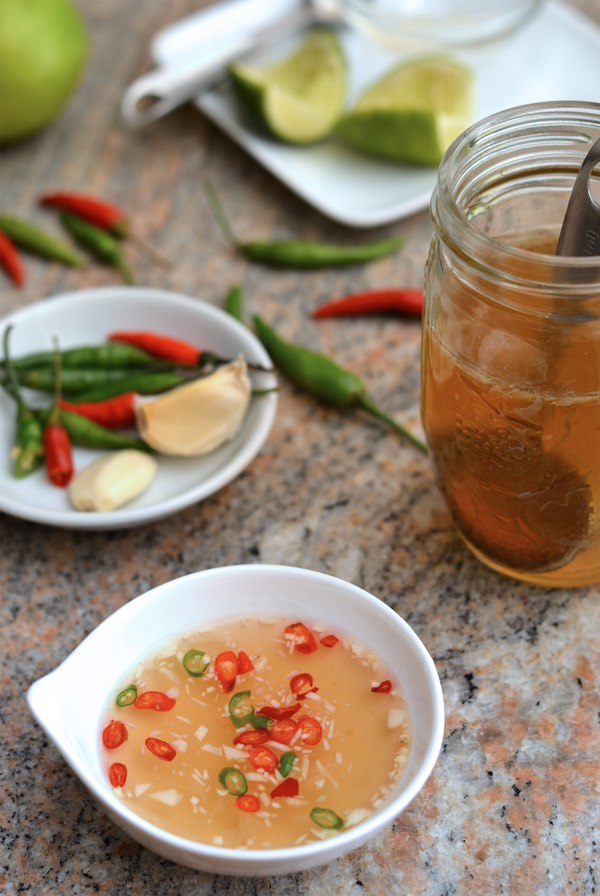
152, 0, 600, 227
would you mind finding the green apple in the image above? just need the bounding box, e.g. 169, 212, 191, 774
0, 0, 88, 144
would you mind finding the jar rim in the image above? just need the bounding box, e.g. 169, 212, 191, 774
432, 100, 600, 289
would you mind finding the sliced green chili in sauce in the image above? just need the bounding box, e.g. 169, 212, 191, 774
218, 767, 248, 796
310, 807, 344, 829
182, 648, 210, 678
228, 690, 255, 728
250, 713, 272, 730
116, 684, 137, 707
279, 751, 297, 778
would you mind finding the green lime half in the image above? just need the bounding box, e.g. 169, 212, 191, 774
229, 30, 346, 144
336, 55, 475, 165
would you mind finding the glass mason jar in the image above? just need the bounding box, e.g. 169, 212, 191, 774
422, 102, 600, 587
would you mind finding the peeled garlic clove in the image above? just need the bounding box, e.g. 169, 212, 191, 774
135, 356, 251, 456
69, 449, 157, 512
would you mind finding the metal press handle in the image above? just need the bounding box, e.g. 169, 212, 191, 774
120, 4, 316, 129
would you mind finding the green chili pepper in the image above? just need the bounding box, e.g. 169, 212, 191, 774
116, 685, 137, 707
67, 370, 187, 403
218, 767, 248, 796
36, 407, 153, 452
2, 326, 45, 477
310, 807, 344, 829
253, 315, 427, 455
182, 648, 209, 678
60, 212, 135, 283
250, 714, 272, 730
228, 690, 255, 728
12, 366, 166, 394
224, 285, 244, 322
204, 182, 402, 269
1, 343, 159, 371
0, 214, 84, 267
279, 751, 297, 778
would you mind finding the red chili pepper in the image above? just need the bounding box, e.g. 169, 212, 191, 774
270, 718, 298, 745
237, 651, 254, 674
40, 191, 170, 268
215, 651, 239, 692
297, 716, 322, 746
236, 793, 261, 813
41, 192, 126, 232
320, 634, 339, 648
371, 680, 392, 693
145, 737, 176, 761
59, 393, 136, 429
270, 778, 299, 799
233, 729, 271, 746
109, 762, 127, 787
256, 703, 302, 721
312, 288, 423, 319
43, 422, 74, 487
102, 720, 127, 749
0, 229, 25, 287
248, 746, 278, 773
284, 622, 318, 655
290, 673, 319, 700
109, 331, 200, 366
43, 340, 74, 487
134, 690, 176, 711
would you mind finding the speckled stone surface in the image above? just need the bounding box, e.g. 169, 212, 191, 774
1, 1, 599, 894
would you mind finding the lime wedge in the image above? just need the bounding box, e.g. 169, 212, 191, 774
336, 55, 475, 165
229, 30, 346, 144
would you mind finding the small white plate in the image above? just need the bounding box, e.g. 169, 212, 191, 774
0, 288, 277, 530
151, 0, 600, 227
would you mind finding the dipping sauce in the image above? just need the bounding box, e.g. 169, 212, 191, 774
99, 616, 411, 850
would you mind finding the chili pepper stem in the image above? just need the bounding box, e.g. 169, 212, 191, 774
127, 233, 173, 269
202, 180, 241, 248
116, 259, 135, 285
357, 392, 428, 455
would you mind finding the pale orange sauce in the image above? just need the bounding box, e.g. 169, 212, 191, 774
100, 616, 411, 849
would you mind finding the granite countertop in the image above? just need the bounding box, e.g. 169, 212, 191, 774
1, 1, 599, 893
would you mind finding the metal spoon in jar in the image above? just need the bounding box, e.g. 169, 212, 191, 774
555, 135, 600, 257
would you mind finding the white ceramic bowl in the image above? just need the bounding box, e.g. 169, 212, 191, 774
28, 565, 444, 876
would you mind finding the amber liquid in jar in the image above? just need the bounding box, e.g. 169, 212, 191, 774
422, 232, 600, 587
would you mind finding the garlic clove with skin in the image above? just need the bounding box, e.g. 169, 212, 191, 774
135, 356, 251, 456
69, 449, 157, 512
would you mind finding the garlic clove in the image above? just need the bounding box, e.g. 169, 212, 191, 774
69, 449, 157, 512
135, 356, 251, 456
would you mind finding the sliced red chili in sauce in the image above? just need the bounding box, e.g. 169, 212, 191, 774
256, 703, 302, 721
270, 778, 299, 799
290, 672, 319, 700
134, 690, 176, 711
145, 737, 176, 761
233, 729, 271, 746
109, 762, 127, 787
269, 718, 298, 745
236, 793, 261, 813
284, 622, 318, 655
237, 650, 254, 674
102, 720, 127, 749
320, 634, 339, 648
371, 680, 392, 693
248, 746, 278, 773
215, 651, 238, 693
297, 716, 323, 746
